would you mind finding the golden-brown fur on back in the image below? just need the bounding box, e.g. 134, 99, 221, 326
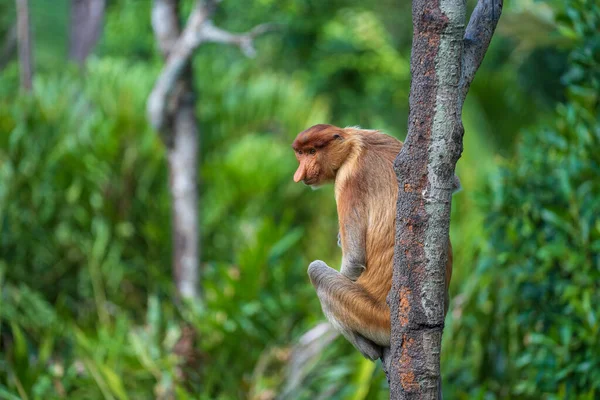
346, 131, 402, 305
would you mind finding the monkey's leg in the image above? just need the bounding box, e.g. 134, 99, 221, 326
307, 260, 390, 360
338, 328, 382, 361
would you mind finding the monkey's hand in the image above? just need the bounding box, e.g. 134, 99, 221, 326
343, 330, 383, 361
340, 256, 366, 282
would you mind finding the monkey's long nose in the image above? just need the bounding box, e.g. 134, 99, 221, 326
293, 165, 305, 183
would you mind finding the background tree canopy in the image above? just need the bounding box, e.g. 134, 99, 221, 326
0, 0, 598, 398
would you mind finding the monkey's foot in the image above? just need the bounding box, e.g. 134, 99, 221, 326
348, 331, 382, 361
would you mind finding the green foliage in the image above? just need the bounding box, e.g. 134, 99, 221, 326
0, 54, 346, 398
1, 0, 595, 398
0, 60, 167, 313
443, 1, 600, 398
0, 60, 172, 398
100, 0, 154, 61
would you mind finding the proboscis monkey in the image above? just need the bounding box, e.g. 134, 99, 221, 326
292, 124, 456, 360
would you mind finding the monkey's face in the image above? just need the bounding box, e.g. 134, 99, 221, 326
293, 148, 330, 187
292, 124, 347, 187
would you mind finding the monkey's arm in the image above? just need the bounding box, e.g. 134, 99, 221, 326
338, 205, 367, 281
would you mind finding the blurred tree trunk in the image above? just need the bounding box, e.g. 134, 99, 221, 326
150, 0, 199, 300
68, 0, 106, 65
384, 0, 502, 398
148, 0, 271, 300
15, 0, 32, 90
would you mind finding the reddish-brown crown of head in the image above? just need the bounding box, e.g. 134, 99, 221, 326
292, 124, 344, 150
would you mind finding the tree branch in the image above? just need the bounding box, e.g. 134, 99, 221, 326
151, 0, 181, 57
280, 322, 339, 399
459, 0, 504, 104
147, 1, 211, 133
147, 0, 272, 133
199, 22, 274, 57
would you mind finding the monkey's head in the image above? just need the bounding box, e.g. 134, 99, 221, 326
292, 124, 349, 187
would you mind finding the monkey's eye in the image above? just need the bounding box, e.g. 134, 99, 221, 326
309, 149, 316, 155
297, 150, 303, 155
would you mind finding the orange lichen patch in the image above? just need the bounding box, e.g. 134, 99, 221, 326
399, 335, 419, 391
399, 287, 411, 326
400, 370, 416, 391
404, 183, 412, 192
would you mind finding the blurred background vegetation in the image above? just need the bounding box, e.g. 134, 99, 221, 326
0, 0, 598, 398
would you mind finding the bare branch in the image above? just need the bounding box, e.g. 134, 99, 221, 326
459, 0, 504, 103
147, 0, 271, 132
147, 2, 211, 132
199, 22, 274, 57
280, 323, 339, 399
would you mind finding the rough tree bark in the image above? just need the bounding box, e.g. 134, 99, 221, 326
383, 0, 502, 398
15, 0, 33, 90
148, 0, 271, 300
68, 0, 106, 65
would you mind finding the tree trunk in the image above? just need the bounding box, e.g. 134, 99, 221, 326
169, 78, 200, 299
15, 0, 33, 90
385, 1, 502, 398
68, 0, 106, 65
